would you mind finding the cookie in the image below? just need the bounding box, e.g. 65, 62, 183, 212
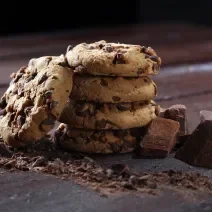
54, 124, 142, 154
0, 55, 73, 148
59, 100, 160, 130
66, 40, 161, 77
71, 74, 157, 103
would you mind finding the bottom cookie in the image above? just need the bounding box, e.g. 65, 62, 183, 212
54, 124, 145, 154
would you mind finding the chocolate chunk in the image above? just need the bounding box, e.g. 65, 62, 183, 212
0, 98, 6, 109
17, 115, 25, 128
0, 108, 6, 116
38, 73, 48, 85
175, 110, 212, 168
164, 104, 188, 136
139, 117, 180, 158
175, 134, 191, 149
137, 68, 143, 75
104, 44, 113, 53
200, 110, 212, 123
110, 143, 121, 153
96, 119, 107, 129
112, 96, 121, 102
143, 78, 148, 83
140, 46, 147, 53
99, 43, 104, 49
100, 79, 108, 87
116, 104, 129, 111
153, 84, 157, 95
149, 56, 159, 62
112, 53, 125, 64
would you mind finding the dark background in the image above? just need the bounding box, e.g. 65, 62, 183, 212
1, 0, 212, 36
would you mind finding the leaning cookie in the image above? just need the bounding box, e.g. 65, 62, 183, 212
0, 55, 73, 148
59, 100, 160, 130
71, 74, 157, 103
54, 124, 139, 154
66, 40, 161, 77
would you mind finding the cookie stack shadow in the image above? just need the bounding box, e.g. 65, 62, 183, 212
55, 40, 162, 154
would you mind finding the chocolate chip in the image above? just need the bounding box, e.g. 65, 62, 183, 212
96, 119, 107, 129
140, 46, 147, 53
137, 68, 143, 75
13, 73, 23, 83
112, 96, 121, 102
0, 109, 6, 116
154, 84, 157, 95
58, 61, 67, 67
112, 53, 125, 64
38, 73, 48, 85
99, 44, 104, 49
149, 56, 159, 62
0, 98, 6, 109
100, 79, 108, 87
143, 78, 148, 83
17, 115, 25, 128
24, 106, 33, 116
104, 44, 113, 53
116, 104, 129, 111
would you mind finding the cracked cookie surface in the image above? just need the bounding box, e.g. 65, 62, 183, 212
0, 55, 73, 148
54, 124, 143, 153
66, 40, 161, 77
59, 100, 160, 130
71, 74, 157, 103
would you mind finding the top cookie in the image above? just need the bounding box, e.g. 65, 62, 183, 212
0, 55, 73, 148
66, 40, 161, 77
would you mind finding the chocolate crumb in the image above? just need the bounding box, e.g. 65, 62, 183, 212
112, 96, 121, 102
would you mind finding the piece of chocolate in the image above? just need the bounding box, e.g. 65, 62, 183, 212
174, 134, 191, 149
139, 117, 180, 158
200, 110, 212, 123
175, 110, 212, 168
164, 104, 188, 136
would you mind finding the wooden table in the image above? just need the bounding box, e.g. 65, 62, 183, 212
1, 23, 212, 212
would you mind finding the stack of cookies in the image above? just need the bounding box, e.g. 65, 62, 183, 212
55, 40, 162, 154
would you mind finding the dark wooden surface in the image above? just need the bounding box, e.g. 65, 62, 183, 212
1, 23, 212, 212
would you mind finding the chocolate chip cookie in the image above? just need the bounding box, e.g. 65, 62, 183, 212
59, 100, 160, 130
71, 74, 157, 103
66, 40, 161, 77
0, 55, 73, 148
54, 124, 142, 153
